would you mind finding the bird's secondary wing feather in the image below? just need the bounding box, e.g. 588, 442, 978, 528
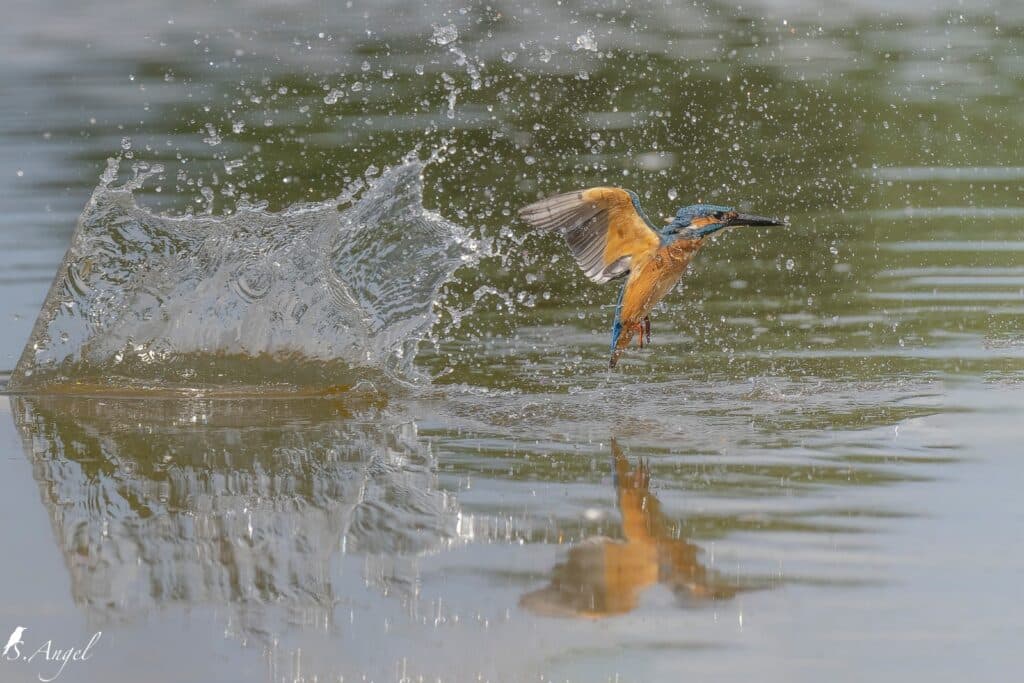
518, 187, 662, 284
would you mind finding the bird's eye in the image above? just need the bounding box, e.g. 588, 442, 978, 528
712, 211, 724, 219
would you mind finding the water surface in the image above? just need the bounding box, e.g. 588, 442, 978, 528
1, 0, 1022, 681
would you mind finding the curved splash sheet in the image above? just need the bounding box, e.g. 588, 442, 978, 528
10, 157, 471, 392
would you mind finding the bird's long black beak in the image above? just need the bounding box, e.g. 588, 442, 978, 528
726, 213, 786, 228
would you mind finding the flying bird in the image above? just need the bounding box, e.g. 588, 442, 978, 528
519, 188, 784, 367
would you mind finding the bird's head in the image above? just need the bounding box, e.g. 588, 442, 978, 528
666, 203, 785, 239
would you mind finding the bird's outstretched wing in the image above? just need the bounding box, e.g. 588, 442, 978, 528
519, 187, 662, 284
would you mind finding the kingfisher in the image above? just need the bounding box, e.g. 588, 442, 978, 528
519, 187, 784, 367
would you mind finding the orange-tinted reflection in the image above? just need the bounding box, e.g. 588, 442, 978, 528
521, 440, 738, 617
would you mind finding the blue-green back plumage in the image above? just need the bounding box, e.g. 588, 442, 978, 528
626, 191, 657, 232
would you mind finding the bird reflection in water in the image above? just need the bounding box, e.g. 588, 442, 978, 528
521, 439, 740, 617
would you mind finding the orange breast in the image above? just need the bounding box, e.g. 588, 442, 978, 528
619, 241, 701, 323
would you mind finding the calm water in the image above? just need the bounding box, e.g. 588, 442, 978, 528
1, 0, 1023, 681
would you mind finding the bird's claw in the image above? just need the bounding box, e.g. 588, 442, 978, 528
632, 322, 644, 348
634, 317, 652, 348
610, 317, 654, 366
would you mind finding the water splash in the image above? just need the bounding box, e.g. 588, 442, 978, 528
10, 155, 473, 393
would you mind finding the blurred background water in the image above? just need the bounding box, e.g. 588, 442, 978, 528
1, 0, 1023, 681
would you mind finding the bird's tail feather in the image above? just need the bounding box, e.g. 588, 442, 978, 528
609, 284, 628, 367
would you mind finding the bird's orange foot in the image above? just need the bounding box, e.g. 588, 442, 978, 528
631, 321, 646, 348
632, 317, 652, 348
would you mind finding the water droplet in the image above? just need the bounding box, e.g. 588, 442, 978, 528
574, 31, 598, 52
202, 123, 222, 146
667, 188, 678, 200
431, 24, 458, 46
